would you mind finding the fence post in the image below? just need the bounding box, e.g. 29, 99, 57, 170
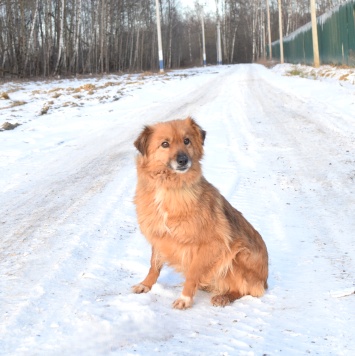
310, 0, 320, 67
278, 0, 284, 63
266, 0, 272, 60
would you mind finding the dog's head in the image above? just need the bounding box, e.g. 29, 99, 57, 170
134, 117, 206, 176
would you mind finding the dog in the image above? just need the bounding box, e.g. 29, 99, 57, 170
132, 117, 268, 309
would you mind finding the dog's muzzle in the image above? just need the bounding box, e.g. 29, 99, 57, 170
171, 152, 191, 173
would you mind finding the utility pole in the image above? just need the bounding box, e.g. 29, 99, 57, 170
215, 0, 222, 65
310, 0, 320, 67
266, 0, 272, 60
278, 0, 284, 64
200, 6, 206, 66
155, 0, 164, 72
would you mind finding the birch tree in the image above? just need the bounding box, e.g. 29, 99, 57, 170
54, 0, 66, 75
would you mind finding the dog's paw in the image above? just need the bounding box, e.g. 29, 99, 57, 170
211, 295, 230, 307
132, 283, 151, 294
172, 295, 193, 310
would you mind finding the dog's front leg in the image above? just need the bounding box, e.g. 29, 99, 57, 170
172, 252, 212, 310
132, 246, 163, 294
172, 277, 197, 309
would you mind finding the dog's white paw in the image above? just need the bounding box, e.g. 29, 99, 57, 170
132, 283, 151, 294
172, 294, 193, 310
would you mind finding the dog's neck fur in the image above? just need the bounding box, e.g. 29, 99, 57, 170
136, 155, 203, 191
135, 157, 206, 221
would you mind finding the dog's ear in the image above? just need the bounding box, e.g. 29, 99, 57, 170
200, 127, 206, 145
134, 126, 153, 155
187, 117, 206, 145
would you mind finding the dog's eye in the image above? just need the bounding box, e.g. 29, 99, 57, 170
161, 141, 170, 148
184, 138, 190, 145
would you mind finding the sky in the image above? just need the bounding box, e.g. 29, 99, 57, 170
180, 0, 217, 14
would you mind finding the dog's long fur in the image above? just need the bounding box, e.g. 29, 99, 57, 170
132, 117, 268, 309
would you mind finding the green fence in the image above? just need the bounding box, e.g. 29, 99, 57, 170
270, 0, 355, 66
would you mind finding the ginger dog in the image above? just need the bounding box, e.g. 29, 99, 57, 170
132, 117, 268, 309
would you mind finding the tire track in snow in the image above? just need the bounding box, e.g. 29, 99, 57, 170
0, 143, 133, 315
216, 64, 355, 354
1, 142, 132, 266
188, 64, 354, 354
246, 65, 355, 282
1, 66, 244, 354
2, 65, 354, 355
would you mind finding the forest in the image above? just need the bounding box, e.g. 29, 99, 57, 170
0, 0, 347, 78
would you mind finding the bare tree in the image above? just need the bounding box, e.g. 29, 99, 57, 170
54, 0, 66, 75
1, 0, 345, 79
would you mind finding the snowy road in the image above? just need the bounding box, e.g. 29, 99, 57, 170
1, 64, 354, 355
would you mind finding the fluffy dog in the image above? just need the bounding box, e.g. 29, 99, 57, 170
132, 117, 268, 309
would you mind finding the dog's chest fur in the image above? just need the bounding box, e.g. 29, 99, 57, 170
141, 185, 199, 240
134, 184, 205, 270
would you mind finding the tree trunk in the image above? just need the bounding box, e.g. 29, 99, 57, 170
230, 26, 237, 63
100, 0, 105, 73
54, 0, 66, 75
24, 0, 40, 75
73, 0, 82, 74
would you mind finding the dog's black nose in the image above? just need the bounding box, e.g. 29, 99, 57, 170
177, 153, 189, 166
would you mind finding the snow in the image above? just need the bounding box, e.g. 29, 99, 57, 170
1, 63, 355, 355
